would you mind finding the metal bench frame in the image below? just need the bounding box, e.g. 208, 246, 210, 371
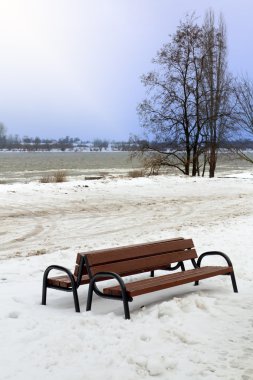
41, 239, 238, 319
85, 250, 238, 319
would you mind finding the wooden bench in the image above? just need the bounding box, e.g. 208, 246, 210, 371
42, 238, 238, 318
42, 238, 182, 312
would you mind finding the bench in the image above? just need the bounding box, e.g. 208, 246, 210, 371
42, 238, 182, 312
42, 237, 238, 318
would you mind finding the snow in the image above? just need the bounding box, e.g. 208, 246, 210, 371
0, 174, 253, 379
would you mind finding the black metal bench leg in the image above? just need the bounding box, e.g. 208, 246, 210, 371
230, 272, 238, 293
42, 282, 47, 305
86, 282, 94, 311
42, 270, 48, 305
180, 262, 186, 271
150, 270, 154, 277
72, 285, 80, 312
122, 297, 130, 320
195, 273, 238, 292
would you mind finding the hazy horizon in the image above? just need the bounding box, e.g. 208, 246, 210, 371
0, 0, 253, 140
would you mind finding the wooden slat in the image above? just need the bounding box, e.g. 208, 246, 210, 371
74, 258, 88, 276
76, 238, 185, 265
47, 274, 90, 288
47, 275, 70, 288
74, 265, 79, 277
103, 266, 233, 297
76, 253, 84, 265
84, 239, 193, 267
90, 249, 198, 277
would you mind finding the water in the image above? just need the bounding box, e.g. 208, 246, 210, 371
0, 151, 142, 183
0, 151, 252, 183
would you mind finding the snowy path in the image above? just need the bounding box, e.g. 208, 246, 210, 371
0, 175, 253, 379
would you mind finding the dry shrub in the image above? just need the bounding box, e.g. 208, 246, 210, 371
128, 170, 144, 178
39, 170, 67, 183
142, 153, 163, 175
53, 170, 67, 182
39, 175, 53, 183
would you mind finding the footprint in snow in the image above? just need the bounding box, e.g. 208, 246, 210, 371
8, 311, 20, 319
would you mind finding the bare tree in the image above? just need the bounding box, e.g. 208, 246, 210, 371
233, 75, 253, 164
235, 75, 253, 135
0, 123, 7, 149
201, 10, 234, 177
93, 138, 109, 151
137, 11, 234, 177
138, 15, 207, 176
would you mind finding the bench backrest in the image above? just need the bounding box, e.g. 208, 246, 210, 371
76, 238, 197, 278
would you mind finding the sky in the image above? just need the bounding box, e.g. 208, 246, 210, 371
0, 0, 253, 141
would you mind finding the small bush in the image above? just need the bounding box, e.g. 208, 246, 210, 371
128, 170, 144, 178
39, 170, 67, 183
39, 175, 54, 183
53, 170, 67, 182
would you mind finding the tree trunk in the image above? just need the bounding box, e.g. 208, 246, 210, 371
192, 154, 197, 176
185, 148, 191, 175
202, 153, 207, 177
209, 146, 217, 178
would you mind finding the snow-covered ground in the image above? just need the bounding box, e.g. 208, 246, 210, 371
0, 173, 253, 379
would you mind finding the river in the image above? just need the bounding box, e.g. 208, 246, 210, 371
0, 150, 252, 183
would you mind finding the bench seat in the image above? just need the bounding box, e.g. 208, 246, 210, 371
47, 274, 90, 288
103, 266, 233, 297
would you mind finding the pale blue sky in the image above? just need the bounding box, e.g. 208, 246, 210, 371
0, 0, 252, 140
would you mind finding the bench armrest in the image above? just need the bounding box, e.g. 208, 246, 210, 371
89, 271, 132, 300
90, 271, 127, 290
42, 265, 76, 288
197, 251, 233, 268
42, 265, 80, 312
87, 271, 132, 319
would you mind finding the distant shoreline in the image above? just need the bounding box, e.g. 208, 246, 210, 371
0, 149, 126, 153
0, 148, 253, 154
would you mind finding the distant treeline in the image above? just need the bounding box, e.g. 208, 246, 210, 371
137, 138, 253, 152
0, 132, 139, 151
0, 129, 252, 152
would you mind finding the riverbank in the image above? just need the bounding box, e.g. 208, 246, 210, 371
0, 174, 253, 379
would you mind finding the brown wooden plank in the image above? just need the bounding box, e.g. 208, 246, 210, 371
75, 255, 89, 275
85, 239, 193, 266
47, 274, 90, 288
47, 275, 70, 288
103, 266, 233, 297
90, 249, 197, 276
76, 238, 185, 265
121, 267, 232, 292
76, 253, 85, 265
74, 265, 79, 277
78, 275, 90, 285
